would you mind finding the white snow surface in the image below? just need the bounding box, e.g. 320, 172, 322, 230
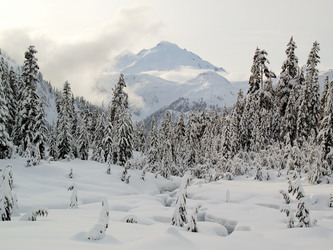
1, 157, 332, 250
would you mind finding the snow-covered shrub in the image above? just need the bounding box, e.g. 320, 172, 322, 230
254, 164, 263, 181
20, 208, 48, 221
223, 172, 233, 180
187, 204, 201, 233
68, 184, 78, 208
87, 223, 106, 240
121, 215, 138, 224
47, 157, 54, 163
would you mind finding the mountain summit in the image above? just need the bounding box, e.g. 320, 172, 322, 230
115, 41, 225, 73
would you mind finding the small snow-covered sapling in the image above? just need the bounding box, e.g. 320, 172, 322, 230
68, 168, 73, 179
141, 169, 146, 181
187, 204, 202, 233
0, 166, 18, 221
106, 165, 111, 175
98, 199, 109, 229
226, 189, 230, 203
68, 184, 78, 208
171, 175, 188, 227
121, 169, 131, 184
87, 223, 106, 240
88, 200, 110, 240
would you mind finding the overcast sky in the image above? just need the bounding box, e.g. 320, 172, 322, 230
0, 0, 332, 102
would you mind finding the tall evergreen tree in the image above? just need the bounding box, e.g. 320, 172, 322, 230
7, 67, 19, 138
108, 74, 133, 166
57, 81, 75, 159
297, 41, 320, 143
20, 46, 40, 154
0, 70, 11, 159
276, 37, 299, 118
317, 80, 333, 165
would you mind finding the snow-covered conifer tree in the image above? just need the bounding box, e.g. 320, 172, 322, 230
107, 74, 133, 166
20, 46, 40, 154
99, 199, 109, 229
0, 71, 11, 159
276, 37, 299, 123
57, 82, 75, 159
171, 175, 189, 227
87, 200, 109, 240
0, 167, 17, 220
317, 79, 333, 165
297, 41, 320, 143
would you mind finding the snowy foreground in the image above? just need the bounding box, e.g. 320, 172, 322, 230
1, 157, 332, 250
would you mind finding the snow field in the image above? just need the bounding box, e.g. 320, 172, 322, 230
0, 158, 332, 250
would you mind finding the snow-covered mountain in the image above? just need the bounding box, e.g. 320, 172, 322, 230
97, 41, 245, 121
115, 41, 225, 74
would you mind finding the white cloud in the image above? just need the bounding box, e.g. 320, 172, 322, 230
0, 4, 162, 105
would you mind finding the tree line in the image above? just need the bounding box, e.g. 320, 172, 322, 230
0, 38, 332, 185
0, 46, 133, 167
141, 37, 332, 183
